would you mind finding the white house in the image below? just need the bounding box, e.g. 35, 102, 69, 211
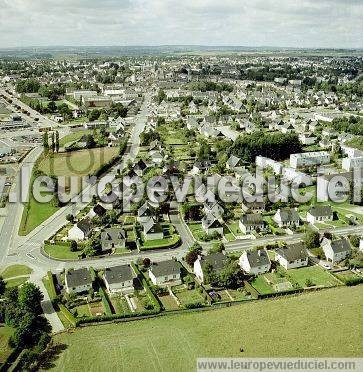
239, 249, 271, 275
68, 219, 92, 241
194, 253, 228, 283
275, 243, 308, 269
239, 214, 266, 234
65, 268, 93, 294
321, 238, 351, 263
141, 217, 164, 241
148, 260, 181, 286
103, 265, 134, 293
273, 208, 300, 228
306, 205, 333, 224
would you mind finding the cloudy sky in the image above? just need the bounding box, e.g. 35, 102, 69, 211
0, 0, 362, 48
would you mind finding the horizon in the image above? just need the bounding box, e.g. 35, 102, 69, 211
1, 0, 362, 49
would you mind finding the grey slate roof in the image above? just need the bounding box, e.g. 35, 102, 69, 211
240, 213, 264, 226
66, 268, 92, 288
276, 242, 308, 262
150, 260, 181, 277
277, 208, 300, 222
246, 249, 270, 268
104, 265, 133, 284
308, 205, 333, 217
330, 238, 351, 253
201, 252, 228, 271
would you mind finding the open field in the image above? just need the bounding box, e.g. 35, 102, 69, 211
38, 147, 119, 177
19, 147, 119, 235
51, 286, 363, 371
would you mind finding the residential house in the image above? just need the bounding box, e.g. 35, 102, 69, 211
239, 213, 266, 234
101, 228, 126, 251
226, 155, 242, 170
275, 243, 308, 269
242, 200, 265, 214
103, 265, 134, 293
239, 249, 271, 275
273, 208, 300, 228
321, 238, 351, 263
68, 219, 92, 241
194, 252, 228, 283
141, 217, 164, 241
201, 213, 224, 235
148, 260, 182, 286
306, 206, 333, 224
65, 268, 93, 294
87, 204, 107, 219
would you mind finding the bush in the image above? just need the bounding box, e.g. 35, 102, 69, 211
46, 271, 57, 302
98, 286, 113, 316
58, 304, 77, 327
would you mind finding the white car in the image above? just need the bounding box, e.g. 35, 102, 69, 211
321, 263, 332, 270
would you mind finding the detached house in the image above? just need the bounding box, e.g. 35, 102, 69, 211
101, 228, 126, 251
141, 217, 164, 241
103, 265, 134, 293
242, 200, 265, 214
87, 204, 107, 219
239, 214, 266, 234
273, 208, 300, 228
68, 219, 92, 241
275, 243, 308, 269
321, 238, 351, 263
201, 213, 224, 235
65, 268, 93, 294
194, 253, 228, 283
239, 249, 271, 275
148, 260, 182, 286
226, 155, 242, 170
306, 206, 333, 224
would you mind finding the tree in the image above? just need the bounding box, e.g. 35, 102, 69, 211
55, 130, 60, 152
70, 240, 78, 252
349, 235, 360, 248
50, 132, 55, 153
47, 101, 57, 113
42, 131, 49, 152
304, 229, 320, 250
185, 250, 198, 267
66, 213, 74, 223
0, 276, 5, 296
18, 282, 43, 316
86, 134, 96, 148
143, 257, 151, 267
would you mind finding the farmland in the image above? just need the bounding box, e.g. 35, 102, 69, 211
50, 286, 363, 371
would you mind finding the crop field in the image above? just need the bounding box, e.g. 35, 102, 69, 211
50, 286, 363, 371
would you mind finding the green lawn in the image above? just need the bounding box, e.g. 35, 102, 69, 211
51, 286, 363, 371
73, 304, 92, 318
141, 234, 180, 250
174, 288, 205, 306
43, 244, 81, 260
5, 277, 28, 288
0, 264, 32, 279
111, 296, 131, 315
251, 276, 275, 294
59, 130, 93, 147
284, 266, 340, 288
0, 326, 14, 364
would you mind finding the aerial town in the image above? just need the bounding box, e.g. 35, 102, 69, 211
0, 48, 361, 370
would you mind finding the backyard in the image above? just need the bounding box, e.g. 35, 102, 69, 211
50, 286, 363, 371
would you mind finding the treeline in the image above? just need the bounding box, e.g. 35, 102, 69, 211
189, 81, 233, 92
330, 116, 363, 136
229, 132, 302, 162
0, 282, 52, 370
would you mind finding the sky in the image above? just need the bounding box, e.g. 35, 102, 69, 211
0, 0, 362, 48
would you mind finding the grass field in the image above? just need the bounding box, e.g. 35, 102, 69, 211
50, 286, 363, 371
43, 244, 82, 260
19, 147, 119, 235
0, 326, 14, 364
38, 147, 119, 177
0, 264, 32, 279
4, 277, 28, 288
284, 266, 340, 288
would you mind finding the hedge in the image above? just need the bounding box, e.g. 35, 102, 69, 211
58, 304, 77, 327
131, 262, 162, 312
46, 271, 57, 301
243, 280, 260, 299
98, 286, 113, 316
75, 308, 159, 326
